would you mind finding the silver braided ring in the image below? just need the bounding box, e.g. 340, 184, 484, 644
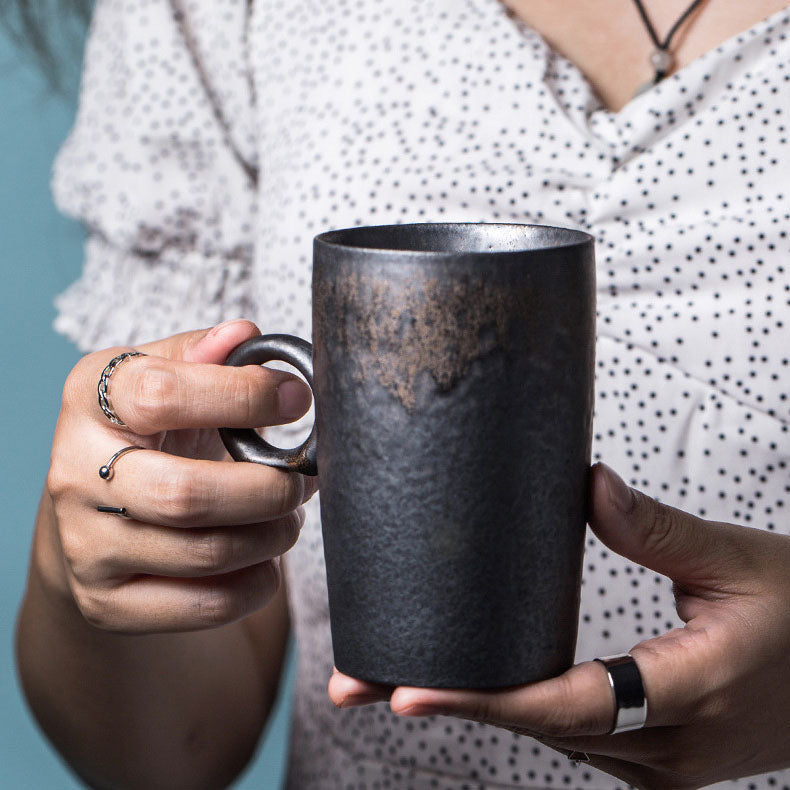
595, 653, 648, 734
99, 445, 144, 480
97, 351, 146, 425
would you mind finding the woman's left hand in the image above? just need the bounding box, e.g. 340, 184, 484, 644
328, 463, 790, 790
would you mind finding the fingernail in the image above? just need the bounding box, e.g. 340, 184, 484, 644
600, 463, 634, 514
206, 318, 248, 340
393, 703, 439, 717
277, 379, 312, 421
338, 693, 385, 709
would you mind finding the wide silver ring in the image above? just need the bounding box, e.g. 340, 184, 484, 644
594, 653, 648, 734
97, 351, 146, 425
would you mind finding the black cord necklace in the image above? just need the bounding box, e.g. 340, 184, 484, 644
631, 0, 708, 86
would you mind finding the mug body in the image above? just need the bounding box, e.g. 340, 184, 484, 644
312, 223, 596, 688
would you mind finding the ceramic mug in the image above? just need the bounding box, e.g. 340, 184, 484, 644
219, 222, 596, 688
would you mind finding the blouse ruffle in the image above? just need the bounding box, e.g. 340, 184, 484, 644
53, 236, 255, 351
51, 0, 258, 351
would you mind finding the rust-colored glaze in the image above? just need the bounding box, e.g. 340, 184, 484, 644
315, 268, 520, 411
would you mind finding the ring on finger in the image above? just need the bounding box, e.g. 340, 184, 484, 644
594, 653, 648, 734
97, 351, 146, 425
97, 506, 131, 518
99, 445, 144, 480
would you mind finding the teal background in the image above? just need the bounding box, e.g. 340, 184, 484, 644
0, 19, 294, 790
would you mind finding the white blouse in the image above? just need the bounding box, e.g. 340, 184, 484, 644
52, 1, 790, 788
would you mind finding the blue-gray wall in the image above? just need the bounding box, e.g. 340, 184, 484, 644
0, 21, 293, 790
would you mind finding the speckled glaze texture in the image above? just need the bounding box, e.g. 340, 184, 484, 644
312, 223, 596, 688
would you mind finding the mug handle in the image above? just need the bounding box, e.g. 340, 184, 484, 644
218, 334, 318, 476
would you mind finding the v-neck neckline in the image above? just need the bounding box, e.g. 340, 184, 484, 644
487, 0, 790, 121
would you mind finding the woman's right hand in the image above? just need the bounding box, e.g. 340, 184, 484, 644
41, 319, 316, 633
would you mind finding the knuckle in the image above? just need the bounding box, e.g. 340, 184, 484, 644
190, 530, 235, 572
639, 496, 684, 558
465, 697, 495, 725
221, 366, 281, 428
563, 709, 600, 737
271, 474, 303, 517
265, 511, 303, 558
193, 585, 239, 626
192, 561, 279, 626
157, 468, 211, 525
60, 528, 113, 587
543, 677, 586, 736
278, 510, 302, 551
233, 368, 269, 426
130, 362, 180, 429
539, 673, 600, 737
72, 584, 116, 630
45, 462, 72, 502
59, 525, 89, 574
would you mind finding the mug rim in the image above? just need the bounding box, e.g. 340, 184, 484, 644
314, 222, 594, 258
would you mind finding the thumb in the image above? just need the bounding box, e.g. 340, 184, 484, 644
136, 319, 261, 364
589, 462, 741, 585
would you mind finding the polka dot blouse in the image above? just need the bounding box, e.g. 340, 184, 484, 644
52, 1, 790, 788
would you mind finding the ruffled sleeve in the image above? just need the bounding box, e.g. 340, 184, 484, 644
52, 0, 258, 351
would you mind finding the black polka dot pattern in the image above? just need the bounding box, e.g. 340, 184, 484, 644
52, 1, 790, 788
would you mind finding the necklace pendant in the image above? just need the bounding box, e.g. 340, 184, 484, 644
649, 48, 675, 74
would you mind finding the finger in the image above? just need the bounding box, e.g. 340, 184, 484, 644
94, 449, 311, 526
83, 509, 304, 581
328, 669, 394, 707
97, 352, 311, 434
71, 559, 282, 634
64, 321, 262, 426
387, 661, 616, 736
387, 632, 719, 736
390, 625, 738, 738
136, 319, 261, 363
589, 463, 746, 588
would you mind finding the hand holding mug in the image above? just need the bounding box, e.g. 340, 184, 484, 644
43, 320, 316, 632
330, 463, 790, 789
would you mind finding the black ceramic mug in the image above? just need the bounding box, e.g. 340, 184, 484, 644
219, 223, 596, 689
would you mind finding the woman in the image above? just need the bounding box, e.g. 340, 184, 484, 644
15, 0, 790, 788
